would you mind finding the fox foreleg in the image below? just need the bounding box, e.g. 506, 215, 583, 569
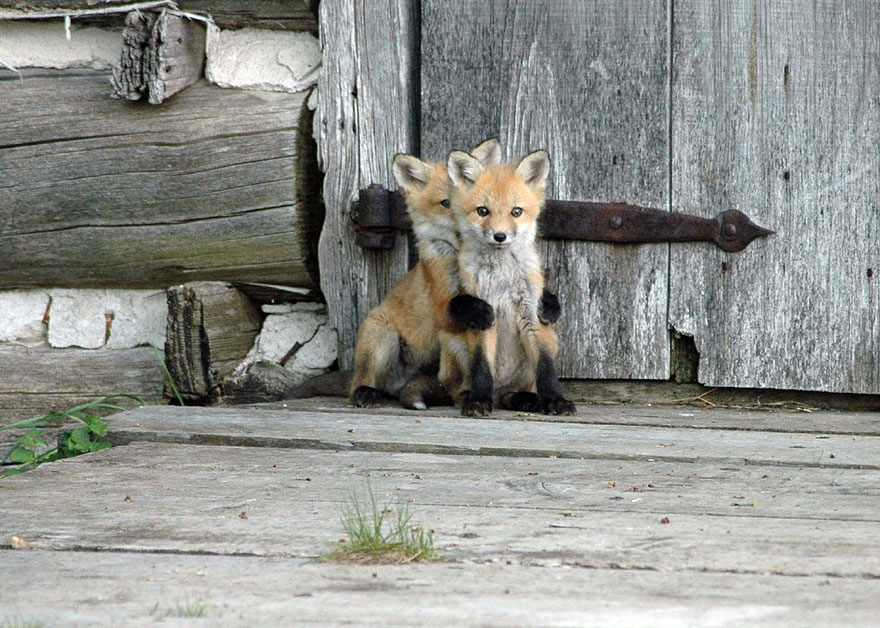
460, 326, 496, 416
530, 324, 576, 415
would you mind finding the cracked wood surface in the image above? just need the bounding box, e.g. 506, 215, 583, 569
421, 1, 671, 380
2, 554, 877, 628
314, 0, 418, 369
670, 1, 880, 394
0, 0, 318, 31
0, 344, 162, 427
1, 402, 878, 626
101, 404, 880, 469
0, 69, 320, 289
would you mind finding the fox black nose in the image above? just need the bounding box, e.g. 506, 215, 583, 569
493, 232, 507, 243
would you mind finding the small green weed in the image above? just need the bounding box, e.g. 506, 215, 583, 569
152, 343, 185, 406
0, 394, 142, 479
151, 597, 211, 618
322, 484, 440, 564
170, 600, 208, 618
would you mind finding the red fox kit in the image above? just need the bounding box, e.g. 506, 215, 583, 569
445, 149, 575, 416
348, 140, 502, 409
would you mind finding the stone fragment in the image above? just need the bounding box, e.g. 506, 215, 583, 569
206, 28, 320, 93
0, 291, 49, 343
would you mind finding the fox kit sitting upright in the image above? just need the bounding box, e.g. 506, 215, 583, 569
444, 149, 576, 416
348, 140, 501, 409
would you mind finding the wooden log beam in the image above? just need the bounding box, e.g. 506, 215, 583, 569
0, 1, 318, 31
0, 344, 164, 425
0, 69, 322, 289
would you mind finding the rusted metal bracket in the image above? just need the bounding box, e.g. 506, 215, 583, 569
350, 184, 775, 253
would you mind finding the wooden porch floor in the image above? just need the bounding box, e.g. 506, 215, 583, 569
1, 398, 878, 627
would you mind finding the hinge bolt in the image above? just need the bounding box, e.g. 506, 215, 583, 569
721, 222, 738, 240
609, 216, 623, 230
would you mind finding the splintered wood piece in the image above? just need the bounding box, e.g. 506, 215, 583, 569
164, 282, 262, 401
111, 9, 205, 104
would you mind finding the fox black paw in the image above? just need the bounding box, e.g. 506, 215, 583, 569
461, 391, 492, 416
504, 391, 542, 412
352, 386, 383, 408
449, 295, 495, 330
538, 290, 561, 325
540, 396, 576, 416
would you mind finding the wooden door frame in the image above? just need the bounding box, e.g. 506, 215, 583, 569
314, 0, 419, 368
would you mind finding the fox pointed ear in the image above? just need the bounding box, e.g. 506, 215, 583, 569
392, 154, 433, 191
447, 150, 485, 189
470, 137, 502, 166
515, 150, 551, 194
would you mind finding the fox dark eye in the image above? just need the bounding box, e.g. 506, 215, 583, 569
476, 206, 489, 217
440, 199, 451, 208
511, 206, 523, 217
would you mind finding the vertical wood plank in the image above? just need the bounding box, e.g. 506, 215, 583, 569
314, 0, 417, 368
671, 0, 880, 394
421, 0, 670, 379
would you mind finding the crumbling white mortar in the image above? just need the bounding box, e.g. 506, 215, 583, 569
46, 289, 166, 350
205, 28, 321, 93
238, 302, 338, 385
0, 291, 50, 343
0, 21, 121, 70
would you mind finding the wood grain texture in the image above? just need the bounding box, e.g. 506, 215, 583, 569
0, 344, 164, 424
3, 553, 878, 628
259, 395, 880, 436
0, 0, 318, 31
103, 405, 880, 469
421, 0, 671, 380
164, 282, 262, 401
0, 70, 320, 289
4, 400, 880, 625
111, 10, 205, 104
178, 0, 317, 31
314, 0, 417, 368
3, 440, 880, 577
670, 1, 880, 394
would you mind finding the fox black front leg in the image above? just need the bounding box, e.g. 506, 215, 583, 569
352, 385, 384, 408
501, 391, 542, 412
461, 344, 494, 416
535, 351, 576, 415
449, 294, 495, 330
538, 290, 561, 325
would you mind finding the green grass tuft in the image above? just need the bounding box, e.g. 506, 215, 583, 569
151, 597, 211, 618
322, 483, 440, 564
170, 600, 208, 618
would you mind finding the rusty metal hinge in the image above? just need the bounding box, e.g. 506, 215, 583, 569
351, 184, 774, 252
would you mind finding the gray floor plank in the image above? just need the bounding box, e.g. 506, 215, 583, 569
2, 443, 879, 578
258, 396, 880, 436
105, 405, 880, 469
1, 550, 878, 628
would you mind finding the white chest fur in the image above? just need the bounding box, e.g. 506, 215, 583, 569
459, 242, 543, 392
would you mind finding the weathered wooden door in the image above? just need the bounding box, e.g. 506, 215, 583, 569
318, 0, 879, 395
422, 1, 671, 382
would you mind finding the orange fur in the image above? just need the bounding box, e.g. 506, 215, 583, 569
349, 140, 502, 409
446, 149, 572, 415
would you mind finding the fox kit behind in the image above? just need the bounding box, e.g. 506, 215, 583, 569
445, 149, 575, 416
348, 140, 501, 409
